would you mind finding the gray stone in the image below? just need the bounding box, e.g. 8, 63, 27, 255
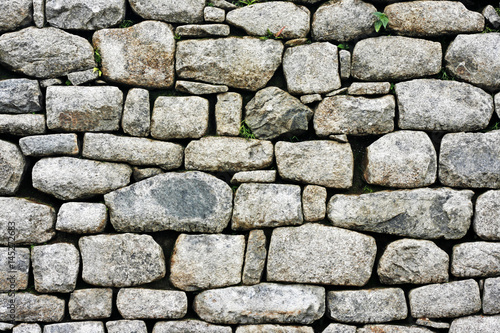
242, 230, 267, 285
452, 242, 500, 278
46, 0, 126, 30
122, 88, 150, 137
0, 248, 29, 291
445, 33, 500, 92
415, 319, 450, 330
69, 289, 112, 320
44, 322, 105, 333
0, 322, 14, 330
67, 68, 99, 86
153, 320, 232, 333
32, 157, 132, 200
216, 92, 242, 136
39, 78, 62, 88
363, 131, 437, 188
83, 133, 183, 170
377, 239, 449, 285
325, 87, 348, 97
117, 288, 187, 319
0, 140, 25, 195
496, 93, 500, 118
151, 96, 208, 140
302, 185, 327, 222
46, 86, 123, 132
107, 321, 147, 333
0, 293, 64, 322
93, 21, 175, 89
0, 79, 42, 114
170, 234, 245, 291
322, 324, 356, 333
439, 131, 500, 188
56, 202, 107, 234
204, 6, 225, 23
483, 277, 500, 315
283, 42, 341, 95
194, 283, 325, 325
231, 171, 276, 185
132, 167, 163, 182
0, 114, 46, 136
105, 171, 233, 233
211, 0, 237, 9
314, 95, 395, 136
328, 188, 474, 239
185, 137, 274, 172
474, 190, 500, 240
275, 140, 354, 188
236, 326, 313, 333
0, 27, 94, 78
175, 24, 230, 37
449, 315, 500, 333
385, 1, 484, 37
79, 233, 166, 287
33, 0, 45, 28
176, 80, 229, 94
13, 323, 42, 333
348, 82, 390, 95
409, 279, 481, 319
232, 183, 303, 230
0, 0, 32, 32
339, 50, 351, 80
396, 79, 494, 131
245, 87, 313, 140
19, 134, 79, 157
129, 0, 205, 23
0, 197, 55, 246
285, 38, 309, 47
300, 94, 322, 104
329, 134, 349, 143
484, 5, 500, 29
176, 37, 284, 91
352, 37, 441, 81
267, 224, 376, 286
358, 326, 434, 333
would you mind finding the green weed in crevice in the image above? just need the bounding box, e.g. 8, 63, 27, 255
119, 20, 134, 28
373, 12, 389, 33
239, 120, 256, 140
259, 28, 285, 41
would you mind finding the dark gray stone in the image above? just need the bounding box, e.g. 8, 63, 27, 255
129, 0, 205, 23
0, 114, 46, 136
19, 134, 79, 157
117, 288, 187, 319
474, 190, 500, 240
69, 288, 112, 320
0, 293, 64, 322
0, 79, 42, 114
451, 242, 500, 278
0, 139, 25, 195
449, 315, 500, 333
0, 247, 29, 291
0, 0, 32, 32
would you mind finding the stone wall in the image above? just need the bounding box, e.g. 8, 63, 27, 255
0, 0, 500, 332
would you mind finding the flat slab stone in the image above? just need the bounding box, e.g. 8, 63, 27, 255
67, 68, 99, 86
0, 293, 64, 322
450, 315, 500, 333
242, 230, 267, 285
44, 322, 105, 333
176, 37, 283, 91
300, 94, 322, 104
56, 202, 107, 234
0, 247, 29, 291
0, 139, 25, 195
451, 242, 500, 278
107, 321, 147, 333
484, 277, 500, 315
0, 79, 42, 114
302, 185, 327, 222
352, 36, 441, 81
105, 171, 233, 233
175, 80, 228, 95
132, 167, 163, 182
474, 190, 500, 240
19, 134, 79, 157
153, 320, 232, 333
12, 323, 42, 333
415, 319, 450, 330
236, 325, 313, 333
117, 288, 187, 319
0, 114, 46, 136
348, 82, 390, 95
267, 224, 376, 286
328, 188, 474, 239
79, 233, 166, 287
216, 92, 242, 136
69, 288, 113, 320
231, 171, 276, 185
129, 0, 205, 23
0, 0, 32, 32
175, 24, 230, 38
122, 88, 150, 137
358, 326, 434, 333
339, 50, 351, 80
323, 323, 357, 333
194, 283, 325, 325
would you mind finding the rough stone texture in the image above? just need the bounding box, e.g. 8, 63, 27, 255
19, 134, 79, 157
83, 133, 183, 170
194, 283, 325, 325
232, 183, 303, 230
377, 239, 449, 285
67, 68, 99, 86
283, 43, 341, 95
300, 94, 322, 104
44, 322, 105, 333
185, 137, 274, 172
216, 92, 242, 136
176, 38, 284, 91
451, 242, 500, 278
175, 24, 230, 38
496, 93, 500, 118
93, 21, 175, 89
117, 288, 187, 319
409, 279, 481, 319
302, 185, 327, 222
0, 293, 64, 322
314, 95, 395, 136
236, 326, 313, 333
396, 79, 494, 131
312, 0, 376, 42
107, 321, 147, 333
129, 0, 205, 23
358, 326, 434, 333
474, 190, 500, 240
204, 7, 225, 23
56, 202, 107, 234
153, 320, 232, 333
0, 140, 25, 195
69, 289, 112, 320
46, 0, 126, 30
0, 0, 32, 32
33, 0, 45, 28
483, 5, 500, 29
322, 324, 356, 333
231, 171, 276, 185
328, 188, 474, 239
352, 37, 442, 81
32, 157, 132, 200
211, 0, 237, 9
40, 78, 62, 88
0, 247, 29, 291
122, 88, 150, 137
151, 96, 208, 140
483, 277, 500, 315
0, 27, 94, 78
242, 230, 267, 285
339, 50, 351, 80
439, 131, 500, 188
0, 79, 42, 114
170, 234, 245, 291
348, 82, 391, 95
176, 80, 228, 94
363, 131, 437, 188
415, 319, 449, 330
13, 324, 42, 333
0, 114, 46, 136
445, 33, 500, 92
0, 197, 55, 245
267, 224, 376, 286
245, 87, 313, 140
132, 167, 163, 182
79, 233, 166, 287
449, 315, 500, 333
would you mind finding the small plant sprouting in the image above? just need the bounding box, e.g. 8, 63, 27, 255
337, 44, 350, 50
260, 28, 285, 40
438, 68, 453, 81
373, 12, 389, 33
94, 49, 101, 67
362, 185, 374, 194
289, 136, 300, 143
93, 67, 102, 77
483, 26, 500, 33
207, 2, 214, 6
65, 80, 72, 86
482, 122, 500, 132
119, 20, 134, 28
496, 7, 500, 15
389, 83, 395, 94
174, 33, 181, 40
237, 0, 259, 6
239, 120, 256, 140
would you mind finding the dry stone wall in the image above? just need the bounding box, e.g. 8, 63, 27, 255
0, 0, 500, 332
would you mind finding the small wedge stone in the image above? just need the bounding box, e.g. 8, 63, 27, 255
302, 185, 327, 222
348, 82, 390, 95
176, 24, 230, 38
242, 230, 267, 285
474, 190, 500, 240
231, 171, 276, 185
122, 88, 150, 137
176, 80, 228, 95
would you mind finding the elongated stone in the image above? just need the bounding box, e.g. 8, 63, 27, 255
0, 248, 29, 291
474, 190, 500, 240
236, 325, 313, 333
107, 321, 147, 333
242, 230, 267, 285
483, 277, 500, 315
451, 242, 500, 278
358, 326, 434, 333
175, 80, 228, 95
44, 322, 105, 333
129, 0, 205, 23
0, 79, 42, 114
175, 24, 230, 38
0, 293, 64, 322
0, 139, 25, 195
231, 171, 276, 185
122, 88, 150, 137
450, 315, 500, 333
19, 134, 79, 157
153, 320, 232, 333
117, 288, 187, 319
0, 114, 46, 136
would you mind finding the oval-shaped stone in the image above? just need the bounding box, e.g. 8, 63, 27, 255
0, 139, 25, 195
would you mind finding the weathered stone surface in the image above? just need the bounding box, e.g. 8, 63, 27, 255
216, 92, 242, 136
122, 88, 150, 137
94, 21, 175, 89
283, 43, 341, 95
107, 321, 147, 333
33, 0, 45, 28
242, 230, 267, 285
409, 279, 481, 319
211, 0, 237, 9
232, 183, 303, 230
40, 78, 62, 88
105, 172, 233, 233
67, 69, 99, 86
0, 198, 55, 245
474, 190, 500, 240
0, 114, 46, 136
79, 233, 166, 287
348, 82, 390, 95
0, 0, 32, 32
176, 81, 228, 95
19, 134, 78, 157
364, 131, 437, 188
153, 320, 232, 333
56, 202, 107, 234
286, 38, 309, 47
323, 324, 356, 333
352, 37, 441, 81
358, 326, 434, 333
439, 131, 500, 188
484, 277, 500, 315
496, 93, 500, 118
300, 94, 322, 104
176, 38, 284, 91
378, 239, 449, 285
312, 0, 376, 42
13, 323, 42, 333
328, 188, 474, 239
329, 134, 349, 143
69, 288, 112, 320
44, 322, 105, 333
117, 288, 187, 319
0, 247, 29, 291
0, 27, 94, 78
236, 325, 313, 333
0, 322, 14, 331
415, 319, 449, 330
32, 157, 132, 200
0, 293, 64, 322
151, 96, 208, 140
445, 33, 500, 91
276, 141, 353, 188
132, 167, 163, 182
0, 140, 25, 195
339, 50, 351, 80
129, 0, 205, 23
267, 224, 376, 286
245, 87, 313, 140
302, 185, 327, 222
204, 7, 225, 23
314, 95, 395, 136
484, 5, 500, 29
452, 242, 500, 278
0, 79, 42, 114
185, 137, 274, 172
449, 315, 500, 333
170, 234, 245, 291
396, 79, 494, 131
176, 24, 230, 37
194, 283, 325, 325
231, 171, 276, 185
